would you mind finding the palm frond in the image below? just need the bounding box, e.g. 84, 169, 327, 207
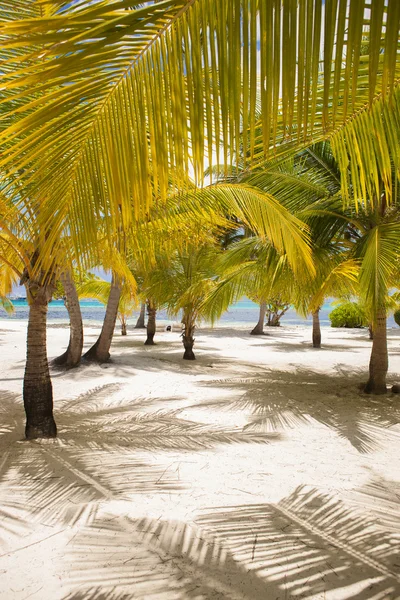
330, 86, 400, 209
357, 222, 400, 315
0, 0, 399, 255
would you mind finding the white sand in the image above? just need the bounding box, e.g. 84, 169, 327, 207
0, 320, 399, 599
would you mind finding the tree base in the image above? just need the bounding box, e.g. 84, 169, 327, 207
312, 342, 321, 349
183, 351, 195, 360
250, 328, 268, 336
144, 339, 155, 346
51, 351, 80, 369
364, 380, 387, 395
25, 417, 57, 440
391, 384, 400, 394
83, 345, 110, 363
51, 351, 68, 366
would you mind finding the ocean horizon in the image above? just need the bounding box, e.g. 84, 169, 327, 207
2, 297, 396, 329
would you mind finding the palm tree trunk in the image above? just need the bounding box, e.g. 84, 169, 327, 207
365, 308, 388, 394
135, 302, 146, 328
312, 308, 321, 348
84, 277, 121, 362
23, 285, 57, 439
52, 271, 83, 368
250, 301, 266, 335
182, 314, 195, 360
144, 301, 156, 345
121, 317, 127, 336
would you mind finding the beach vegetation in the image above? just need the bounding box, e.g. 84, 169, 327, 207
145, 239, 222, 360
329, 302, 368, 329
265, 296, 291, 327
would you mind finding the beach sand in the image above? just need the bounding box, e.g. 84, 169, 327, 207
0, 321, 400, 599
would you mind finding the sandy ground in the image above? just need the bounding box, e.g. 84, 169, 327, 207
0, 320, 400, 600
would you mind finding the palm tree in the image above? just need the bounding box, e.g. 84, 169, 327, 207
250, 300, 267, 336
135, 302, 146, 329
0, 191, 60, 438
146, 241, 222, 360
354, 187, 400, 394
296, 142, 400, 391
82, 275, 123, 363
144, 299, 157, 346
52, 270, 84, 368
77, 276, 137, 338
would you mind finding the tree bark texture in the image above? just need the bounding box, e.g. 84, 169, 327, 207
250, 301, 266, 335
84, 277, 121, 362
312, 308, 321, 348
144, 301, 156, 345
365, 308, 388, 394
53, 271, 83, 368
135, 302, 146, 328
23, 284, 57, 439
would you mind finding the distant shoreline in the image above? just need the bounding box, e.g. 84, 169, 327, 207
2, 298, 398, 328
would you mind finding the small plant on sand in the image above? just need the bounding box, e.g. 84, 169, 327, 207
329, 302, 367, 329
265, 296, 290, 327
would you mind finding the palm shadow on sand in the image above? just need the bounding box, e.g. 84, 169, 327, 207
195, 366, 400, 454
1, 364, 399, 599
53, 483, 400, 599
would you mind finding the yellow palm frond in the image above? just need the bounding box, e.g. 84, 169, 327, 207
0, 0, 399, 254
330, 86, 400, 209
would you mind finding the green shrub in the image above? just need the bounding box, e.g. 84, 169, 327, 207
329, 302, 367, 328
394, 309, 400, 327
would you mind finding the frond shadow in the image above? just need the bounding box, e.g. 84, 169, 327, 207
195, 367, 400, 453
0, 390, 22, 430
59, 485, 400, 599
344, 474, 400, 534
194, 485, 400, 599
0, 379, 279, 554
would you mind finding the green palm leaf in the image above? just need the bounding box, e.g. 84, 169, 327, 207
1, 0, 399, 252
358, 222, 400, 316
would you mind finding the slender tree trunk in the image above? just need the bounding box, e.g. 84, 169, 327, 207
83, 277, 121, 362
144, 301, 156, 345
24, 284, 57, 439
52, 271, 83, 368
267, 307, 289, 326
368, 324, 373, 340
250, 301, 266, 335
121, 317, 127, 336
312, 308, 321, 348
268, 313, 280, 326
365, 308, 388, 394
182, 314, 195, 360
135, 302, 146, 328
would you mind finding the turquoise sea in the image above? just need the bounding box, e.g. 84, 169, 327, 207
1, 297, 383, 328
3, 297, 396, 328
